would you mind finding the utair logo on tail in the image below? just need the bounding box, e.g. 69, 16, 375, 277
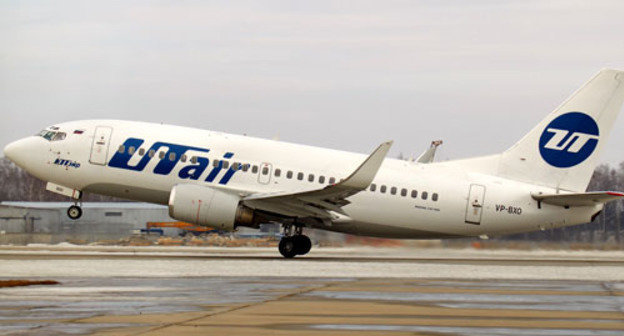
539, 112, 599, 168
107, 138, 239, 185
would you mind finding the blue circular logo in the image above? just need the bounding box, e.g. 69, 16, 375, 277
538, 112, 599, 168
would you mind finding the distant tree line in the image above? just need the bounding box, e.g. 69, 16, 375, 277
0, 158, 121, 202
1, 157, 622, 243
498, 163, 624, 244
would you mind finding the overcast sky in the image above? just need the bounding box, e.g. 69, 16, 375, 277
2, 0, 624, 164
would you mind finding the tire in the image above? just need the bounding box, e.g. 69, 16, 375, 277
67, 205, 82, 220
278, 237, 297, 258
294, 235, 312, 255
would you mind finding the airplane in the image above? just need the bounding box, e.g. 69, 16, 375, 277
4, 69, 624, 258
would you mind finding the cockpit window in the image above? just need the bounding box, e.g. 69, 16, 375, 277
38, 130, 55, 140
52, 132, 66, 141
37, 130, 67, 141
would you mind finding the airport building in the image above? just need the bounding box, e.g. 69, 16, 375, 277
0, 202, 173, 244
0, 202, 288, 245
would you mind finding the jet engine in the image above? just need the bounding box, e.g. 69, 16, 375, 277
168, 184, 256, 231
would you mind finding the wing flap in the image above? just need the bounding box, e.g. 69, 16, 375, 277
531, 191, 624, 207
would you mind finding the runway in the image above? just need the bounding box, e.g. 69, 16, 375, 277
2, 245, 624, 280
1, 246, 624, 335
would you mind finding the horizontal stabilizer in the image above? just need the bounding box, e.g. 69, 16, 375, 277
531, 191, 624, 207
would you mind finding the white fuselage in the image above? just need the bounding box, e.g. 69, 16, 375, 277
7, 120, 601, 239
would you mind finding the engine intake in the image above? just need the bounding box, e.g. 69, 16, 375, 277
168, 184, 255, 231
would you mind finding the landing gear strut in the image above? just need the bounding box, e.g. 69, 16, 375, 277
278, 225, 312, 258
67, 204, 82, 220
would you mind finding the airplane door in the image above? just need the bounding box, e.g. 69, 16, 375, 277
465, 184, 486, 225
89, 126, 113, 165
258, 162, 272, 184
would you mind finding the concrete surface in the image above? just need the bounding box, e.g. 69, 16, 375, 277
0, 246, 623, 335
1, 245, 624, 280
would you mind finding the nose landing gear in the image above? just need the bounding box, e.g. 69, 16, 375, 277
67, 204, 82, 220
278, 225, 312, 258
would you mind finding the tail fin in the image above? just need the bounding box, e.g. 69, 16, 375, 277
498, 69, 624, 192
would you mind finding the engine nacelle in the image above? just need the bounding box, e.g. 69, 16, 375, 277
168, 184, 254, 231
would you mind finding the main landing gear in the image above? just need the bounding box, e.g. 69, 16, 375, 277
278, 225, 312, 259
67, 203, 82, 220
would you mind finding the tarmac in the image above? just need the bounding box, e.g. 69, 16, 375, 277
1, 245, 623, 335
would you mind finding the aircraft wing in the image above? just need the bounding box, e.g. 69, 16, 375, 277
242, 141, 393, 219
415, 140, 443, 163
531, 191, 624, 207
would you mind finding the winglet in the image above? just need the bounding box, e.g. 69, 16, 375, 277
416, 140, 443, 163
337, 141, 393, 190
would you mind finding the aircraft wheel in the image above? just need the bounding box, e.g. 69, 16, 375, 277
294, 235, 312, 255
278, 237, 297, 258
67, 205, 82, 220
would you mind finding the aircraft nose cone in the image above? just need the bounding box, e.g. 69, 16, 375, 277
3, 138, 31, 168
4, 141, 19, 161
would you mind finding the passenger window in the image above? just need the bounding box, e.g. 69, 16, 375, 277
223, 161, 229, 169
128, 146, 136, 155
297, 172, 304, 180
190, 156, 197, 164
390, 187, 397, 195
287, 171, 293, 179
148, 149, 155, 158
275, 168, 281, 177
329, 177, 336, 184
319, 176, 325, 184
422, 191, 428, 200
213, 160, 219, 167
370, 183, 376, 192
308, 174, 314, 182
380, 185, 387, 193
118, 145, 125, 154
411, 190, 418, 198
252, 165, 258, 174
432, 193, 439, 201
262, 166, 269, 175
181, 154, 187, 163
139, 148, 145, 156
169, 152, 176, 161
242, 164, 250, 172
159, 151, 165, 159
232, 162, 240, 171
401, 188, 407, 197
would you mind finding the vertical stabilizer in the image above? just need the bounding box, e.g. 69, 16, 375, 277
498, 69, 624, 191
